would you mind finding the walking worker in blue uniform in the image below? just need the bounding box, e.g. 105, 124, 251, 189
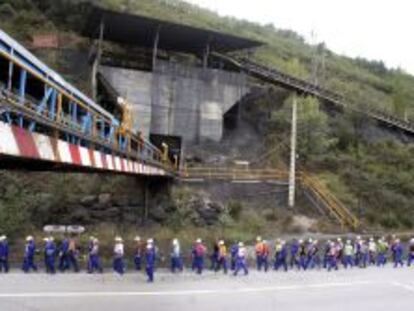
407, 239, 414, 266
290, 239, 300, 269
230, 241, 239, 271
44, 237, 57, 274
88, 238, 103, 273
113, 236, 125, 275
171, 238, 182, 273
0, 235, 9, 273
274, 239, 288, 271
145, 239, 156, 282
234, 242, 248, 276
58, 236, 70, 272
134, 236, 143, 271
22, 235, 37, 272
87, 236, 95, 272
393, 239, 404, 268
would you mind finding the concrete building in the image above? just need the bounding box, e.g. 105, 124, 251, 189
84, 6, 262, 146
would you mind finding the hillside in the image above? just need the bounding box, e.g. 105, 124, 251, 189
0, 0, 413, 231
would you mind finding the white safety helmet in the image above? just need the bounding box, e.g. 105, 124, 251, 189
256, 236, 262, 242
26, 236, 34, 242
134, 236, 141, 242
43, 237, 49, 242
298, 239, 303, 244
281, 240, 286, 245
196, 238, 202, 244
337, 238, 342, 242
308, 238, 313, 243
115, 236, 123, 242
219, 240, 224, 245
49, 236, 54, 242
238, 242, 244, 247
410, 238, 414, 244
369, 237, 374, 242
0, 235, 6, 241
172, 238, 178, 245
346, 240, 351, 244
356, 235, 361, 240
313, 240, 318, 245
93, 238, 99, 244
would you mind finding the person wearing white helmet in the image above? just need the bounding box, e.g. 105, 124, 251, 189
88, 238, 102, 274
392, 239, 404, 268
193, 238, 206, 274
133, 236, 143, 271
113, 236, 125, 275
0, 235, 9, 273
216, 240, 228, 274
255, 236, 264, 271
171, 238, 182, 273
290, 239, 301, 269
343, 240, 354, 269
234, 242, 248, 276
376, 238, 388, 267
145, 238, 156, 282
408, 238, 414, 266
323, 240, 331, 269
327, 241, 338, 272
354, 236, 363, 267
274, 239, 288, 272
368, 237, 377, 266
306, 239, 319, 270
22, 236, 37, 273
44, 236, 57, 274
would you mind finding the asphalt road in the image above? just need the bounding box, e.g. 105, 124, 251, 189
0, 266, 414, 311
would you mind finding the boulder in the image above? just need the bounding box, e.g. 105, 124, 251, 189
149, 205, 168, 222
98, 193, 111, 206
112, 195, 129, 207
80, 195, 97, 206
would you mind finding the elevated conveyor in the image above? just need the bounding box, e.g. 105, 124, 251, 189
0, 29, 175, 176
212, 52, 414, 136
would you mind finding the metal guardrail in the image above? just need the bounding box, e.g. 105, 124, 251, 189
183, 166, 359, 230
0, 89, 175, 173
182, 167, 289, 180
299, 172, 359, 230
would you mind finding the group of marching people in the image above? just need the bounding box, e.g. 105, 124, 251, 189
252, 235, 413, 272
1, 234, 414, 282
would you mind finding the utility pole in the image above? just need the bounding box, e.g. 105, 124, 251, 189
288, 94, 297, 208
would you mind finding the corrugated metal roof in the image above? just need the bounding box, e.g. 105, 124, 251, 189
83, 7, 263, 54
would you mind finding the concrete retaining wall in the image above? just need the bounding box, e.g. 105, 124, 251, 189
100, 60, 249, 145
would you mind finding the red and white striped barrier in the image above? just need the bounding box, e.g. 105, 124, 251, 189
0, 122, 167, 176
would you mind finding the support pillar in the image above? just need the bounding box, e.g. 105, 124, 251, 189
203, 42, 210, 69
142, 180, 149, 224
91, 21, 104, 103
288, 94, 297, 208
152, 26, 160, 70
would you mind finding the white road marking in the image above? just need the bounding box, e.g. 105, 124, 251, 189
392, 281, 414, 293
0, 281, 373, 299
